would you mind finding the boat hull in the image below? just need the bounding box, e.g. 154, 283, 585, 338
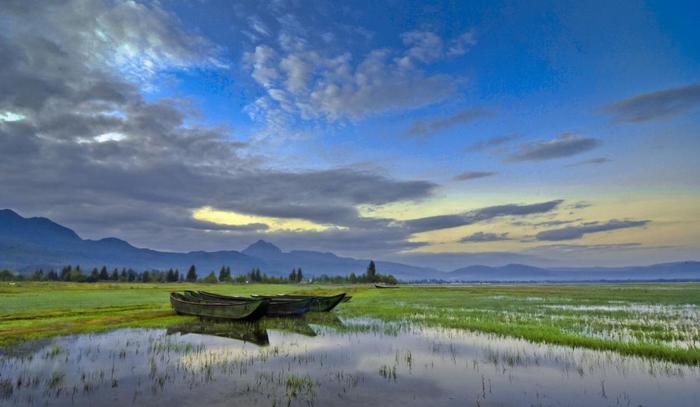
194, 291, 312, 317
170, 293, 268, 321
252, 293, 346, 312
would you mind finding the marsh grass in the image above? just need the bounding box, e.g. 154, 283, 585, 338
1, 282, 699, 364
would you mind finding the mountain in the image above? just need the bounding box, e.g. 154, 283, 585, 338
1, 209, 698, 281
442, 262, 700, 282
447, 264, 555, 281
0, 209, 434, 278
242, 240, 283, 257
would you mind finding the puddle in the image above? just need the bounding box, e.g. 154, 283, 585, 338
0, 316, 699, 406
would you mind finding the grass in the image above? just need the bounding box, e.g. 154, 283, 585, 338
1, 281, 699, 364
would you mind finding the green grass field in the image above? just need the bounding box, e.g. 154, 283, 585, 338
1, 282, 699, 364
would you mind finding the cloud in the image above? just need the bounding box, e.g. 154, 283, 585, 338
465, 134, 520, 152
507, 134, 601, 162
606, 83, 700, 122
407, 108, 490, 137
241, 25, 479, 137
404, 200, 563, 233
511, 219, 581, 227
401, 31, 443, 63
453, 171, 498, 181
0, 0, 438, 255
459, 232, 510, 242
535, 219, 649, 241
447, 31, 477, 57
565, 157, 611, 167
245, 39, 459, 126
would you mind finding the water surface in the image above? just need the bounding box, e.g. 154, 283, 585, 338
1, 317, 698, 406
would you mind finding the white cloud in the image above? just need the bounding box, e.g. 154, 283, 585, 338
447, 31, 477, 56
244, 33, 463, 127
401, 31, 444, 63
0, 111, 25, 122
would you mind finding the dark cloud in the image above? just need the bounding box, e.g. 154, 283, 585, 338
535, 219, 649, 241
511, 219, 581, 227
0, 0, 438, 254
606, 83, 700, 122
465, 134, 519, 152
459, 232, 510, 242
453, 171, 498, 181
565, 157, 611, 167
407, 108, 490, 137
567, 201, 592, 210
404, 200, 563, 233
507, 134, 601, 162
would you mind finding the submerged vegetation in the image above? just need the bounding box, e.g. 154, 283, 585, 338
1, 282, 699, 364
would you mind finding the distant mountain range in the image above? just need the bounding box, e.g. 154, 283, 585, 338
1, 209, 698, 281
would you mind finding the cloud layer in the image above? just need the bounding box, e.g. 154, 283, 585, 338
459, 232, 511, 242
536, 219, 649, 241
453, 171, 498, 181
0, 0, 438, 254
508, 134, 601, 162
606, 83, 700, 122
404, 200, 563, 233
407, 108, 490, 137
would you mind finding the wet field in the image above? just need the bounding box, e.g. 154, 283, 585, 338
2, 317, 699, 407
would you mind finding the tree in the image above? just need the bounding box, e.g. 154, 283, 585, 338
30, 269, 44, 281
203, 272, 218, 283
186, 265, 197, 282
99, 266, 109, 280
165, 268, 178, 282
142, 271, 152, 282
111, 269, 119, 281
366, 261, 377, 282
297, 268, 303, 283
219, 266, 232, 282
289, 268, 297, 282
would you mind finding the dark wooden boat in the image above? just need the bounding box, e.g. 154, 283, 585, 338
166, 321, 270, 346
375, 284, 399, 289
193, 291, 312, 317
341, 295, 352, 303
251, 293, 346, 312
170, 292, 268, 321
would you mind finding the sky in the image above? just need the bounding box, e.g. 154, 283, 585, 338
0, 0, 698, 267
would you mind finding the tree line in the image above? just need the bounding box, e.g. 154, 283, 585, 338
0, 260, 395, 284
311, 261, 397, 285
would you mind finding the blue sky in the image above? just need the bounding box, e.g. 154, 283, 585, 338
1, 0, 698, 266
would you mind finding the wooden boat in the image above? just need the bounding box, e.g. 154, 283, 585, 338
193, 291, 312, 317
251, 293, 346, 312
341, 295, 352, 303
170, 292, 268, 321
375, 284, 399, 289
166, 321, 270, 346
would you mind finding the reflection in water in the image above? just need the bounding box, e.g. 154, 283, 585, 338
1, 316, 699, 406
167, 321, 271, 346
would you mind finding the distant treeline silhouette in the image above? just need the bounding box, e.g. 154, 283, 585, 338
0, 260, 395, 284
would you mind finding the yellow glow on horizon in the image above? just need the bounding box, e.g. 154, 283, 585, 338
400, 193, 700, 254
193, 206, 335, 232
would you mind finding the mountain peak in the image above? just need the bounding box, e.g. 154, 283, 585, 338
0, 208, 81, 242
0, 209, 22, 220
242, 239, 282, 257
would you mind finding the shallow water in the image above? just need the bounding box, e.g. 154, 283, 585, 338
1, 317, 699, 406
